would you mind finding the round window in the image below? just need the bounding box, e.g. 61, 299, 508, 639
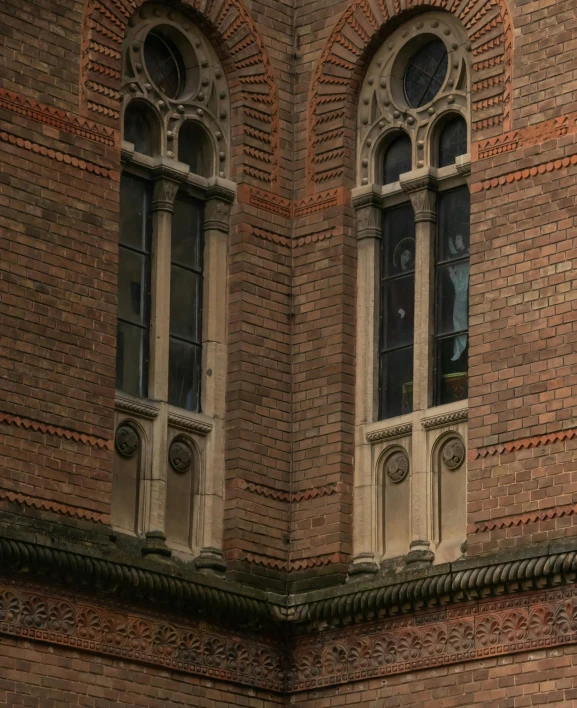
404, 38, 448, 108
144, 29, 187, 99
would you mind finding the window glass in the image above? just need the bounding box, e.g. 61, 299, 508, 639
379, 204, 416, 419
404, 39, 448, 108
169, 194, 204, 412
383, 133, 412, 186
178, 121, 212, 177
123, 102, 159, 156
435, 186, 470, 405
438, 115, 467, 167
144, 30, 186, 99
116, 174, 152, 397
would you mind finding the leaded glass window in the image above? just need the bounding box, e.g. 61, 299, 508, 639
438, 115, 467, 168
383, 133, 412, 185
404, 39, 448, 108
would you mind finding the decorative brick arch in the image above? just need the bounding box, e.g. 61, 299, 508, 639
307, 0, 513, 191
81, 0, 280, 187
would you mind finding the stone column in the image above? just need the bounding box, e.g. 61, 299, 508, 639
349, 185, 382, 578
196, 180, 235, 573
401, 168, 437, 567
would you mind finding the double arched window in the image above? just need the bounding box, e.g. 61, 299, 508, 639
112, 5, 233, 561
353, 12, 470, 568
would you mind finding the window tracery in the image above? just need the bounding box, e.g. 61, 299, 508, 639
111, 5, 233, 567
352, 12, 470, 575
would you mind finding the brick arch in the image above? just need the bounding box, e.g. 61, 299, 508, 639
80, 0, 280, 187
307, 0, 513, 191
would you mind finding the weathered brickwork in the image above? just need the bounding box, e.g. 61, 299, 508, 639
2, 0, 577, 704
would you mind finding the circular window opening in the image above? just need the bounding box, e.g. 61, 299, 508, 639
144, 28, 188, 99
404, 38, 448, 108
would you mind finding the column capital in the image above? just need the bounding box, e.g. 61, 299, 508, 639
152, 177, 181, 213
400, 168, 438, 223
352, 185, 382, 241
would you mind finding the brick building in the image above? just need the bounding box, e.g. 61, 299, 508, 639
1, 0, 577, 705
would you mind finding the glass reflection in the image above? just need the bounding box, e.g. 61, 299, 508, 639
379, 204, 416, 419
435, 186, 470, 405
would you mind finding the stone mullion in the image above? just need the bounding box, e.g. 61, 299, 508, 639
141, 177, 178, 539
401, 170, 437, 567
349, 186, 382, 576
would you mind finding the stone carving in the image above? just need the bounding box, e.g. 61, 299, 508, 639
169, 439, 192, 473
115, 424, 139, 458
442, 438, 466, 470
385, 450, 409, 483
308, 0, 513, 188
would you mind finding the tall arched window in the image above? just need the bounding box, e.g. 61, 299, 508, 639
112, 5, 233, 561
353, 12, 471, 570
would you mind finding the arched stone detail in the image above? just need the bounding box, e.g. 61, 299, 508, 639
80, 0, 280, 187
307, 0, 513, 191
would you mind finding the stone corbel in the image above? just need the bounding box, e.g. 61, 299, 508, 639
400, 168, 438, 223
352, 185, 382, 241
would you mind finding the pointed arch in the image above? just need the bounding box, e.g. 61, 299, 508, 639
307, 0, 513, 191
80, 0, 280, 187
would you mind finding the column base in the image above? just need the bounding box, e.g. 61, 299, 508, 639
142, 530, 172, 559
405, 540, 435, 568
347, 553, 380, 581
196, 547, 227, 576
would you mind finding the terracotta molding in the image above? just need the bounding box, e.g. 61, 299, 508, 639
470, 504, 577, 535
82, 0, 280, 187
306, 0, 513, 189
469, 425, 577, 460
0, 130, 119, 181
472, 112, 577, 161
231, 479, 349, 503
0, 411, 113, 451
471, 152, 577, 193
0, 580, 284, 692
225, 549, 349, 572
293, 187, 350, 218
0, 88, 116, 147
0, 490, 109, 524
237, 184, 292, 218
287, 587, 577, 692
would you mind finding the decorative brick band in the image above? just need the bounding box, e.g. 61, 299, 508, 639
225, 550, 349, 572
293, 187, 349, 218
0, 412, 113, 451
0, 580, 284, 693
471, 153, 577, 193
0, 490, 109, 524
287, 587, 577, 692
470, 504, 577, 535
232, 479, 348, 503
469, 426, 577, 460
0, 130, 119, 181
0, 89, 116, 146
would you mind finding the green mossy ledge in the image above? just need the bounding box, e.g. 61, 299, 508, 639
1, 511, 577, 628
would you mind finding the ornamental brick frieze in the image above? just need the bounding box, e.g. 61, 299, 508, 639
0, 580, 284, 693
286, 588, 577, 692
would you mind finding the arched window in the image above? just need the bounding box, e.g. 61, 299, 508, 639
353, 12, 471, 567
113, 6, 233, 557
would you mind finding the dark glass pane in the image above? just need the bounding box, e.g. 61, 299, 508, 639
436, 335, 468, 405
437, 187, 470, 263
168, 339, 201, 411
170, 265, 202, 343
382, 204, 416, 277
120, 174, 151, 251
404, 39, 448, 108
116, 321, 148, 397
382, 276, 414, 351
124, 102, 158, 156
438, 115, 467, 167
143, 30, 185, 99
178, 121, 212, 177
436, 262, 469, 337
380, 348, 414, 419
118, 247, 148, 326
383, 133, 412, 185
172, 196, 203, 271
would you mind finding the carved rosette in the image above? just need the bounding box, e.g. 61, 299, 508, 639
442, 438, 466, 471
385, 450, 410, 484
169, 439, 193, 473
115, 425, 139, 458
